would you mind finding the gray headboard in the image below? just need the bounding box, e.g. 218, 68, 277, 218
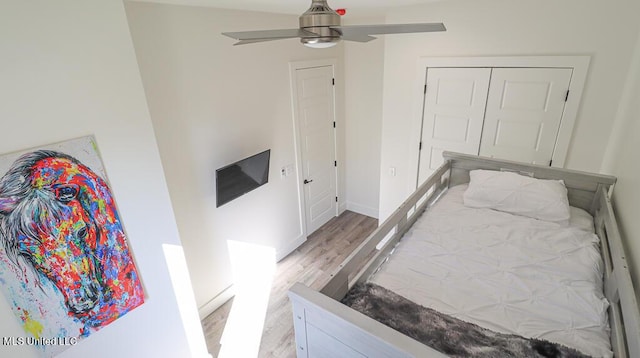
443, 151, 617, 214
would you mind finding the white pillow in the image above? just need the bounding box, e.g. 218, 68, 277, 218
463, 169, 571, 224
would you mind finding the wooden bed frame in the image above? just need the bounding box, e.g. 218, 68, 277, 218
289, 152, 640, 358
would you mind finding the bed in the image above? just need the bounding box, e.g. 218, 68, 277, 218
289, 152, 640, 357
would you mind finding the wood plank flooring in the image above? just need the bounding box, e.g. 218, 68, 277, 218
201, 210, 378, 358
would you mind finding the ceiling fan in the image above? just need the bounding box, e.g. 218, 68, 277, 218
222, 0, 446, 48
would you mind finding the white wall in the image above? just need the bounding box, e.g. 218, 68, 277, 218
378, 0, 640, 220
601, 27, 640, 297
124, 2, 345, 312
343, 17, 385, 219
0, 1, 206, 357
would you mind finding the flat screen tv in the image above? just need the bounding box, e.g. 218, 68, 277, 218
216, 149, 270, 207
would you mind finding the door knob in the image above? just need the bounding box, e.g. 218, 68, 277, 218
304, 179, 313, 184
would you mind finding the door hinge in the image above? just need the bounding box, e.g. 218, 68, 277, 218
419, 142, 423, 150
332, 78, 335, 86
565, 90, 570, 102
335, 196, 338, 202
424, 84, 427, 94
333, 121, 336, 128
549, 159, 553, 166
334, 160, 337, 167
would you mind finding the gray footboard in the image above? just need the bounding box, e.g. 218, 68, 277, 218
289, 283, 446, 357
288, 152, 640, 358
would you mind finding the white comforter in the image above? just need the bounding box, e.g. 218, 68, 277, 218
370, 185, 611, 357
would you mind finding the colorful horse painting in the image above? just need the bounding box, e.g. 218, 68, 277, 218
0, 149, 144, 338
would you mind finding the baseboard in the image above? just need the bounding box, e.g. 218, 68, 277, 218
198, 284, 235, 320
346, 201, 379, 219
275, 234, 307, 262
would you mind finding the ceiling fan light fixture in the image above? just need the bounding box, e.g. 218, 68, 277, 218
301, 37, 339, 48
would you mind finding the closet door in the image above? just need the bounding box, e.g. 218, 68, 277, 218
479, 68, 572, 165
417, 67, 491, 186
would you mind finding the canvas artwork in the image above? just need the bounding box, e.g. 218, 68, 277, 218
0, 136, 144, 357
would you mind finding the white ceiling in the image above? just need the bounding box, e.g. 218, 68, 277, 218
130, 0, 441, 16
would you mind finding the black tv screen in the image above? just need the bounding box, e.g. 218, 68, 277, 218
216, 149, 270, 207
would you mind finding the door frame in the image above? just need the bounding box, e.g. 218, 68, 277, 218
410, 55, 590, 191
289, 59, 340, 239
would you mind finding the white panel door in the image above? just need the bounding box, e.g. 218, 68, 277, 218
294, 66, 337, 235
479, 68, 572, 165
417, 67, 491, 186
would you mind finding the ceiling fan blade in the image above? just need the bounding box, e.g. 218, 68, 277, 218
222, 28, 317, 41
333, 23, 446, 37
232, 38, 289, 46
340, 33, 377, 43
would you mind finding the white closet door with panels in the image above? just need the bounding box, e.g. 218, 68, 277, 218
417, 66, 573, 185
417, 68, 491, 186
479, 68, 572, 165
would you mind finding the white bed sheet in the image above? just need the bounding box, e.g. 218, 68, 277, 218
370, 184, 611, 357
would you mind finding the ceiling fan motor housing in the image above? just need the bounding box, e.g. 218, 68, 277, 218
299, 0, 341, 45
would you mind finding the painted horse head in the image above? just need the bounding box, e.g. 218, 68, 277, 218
0, 150, 143, 328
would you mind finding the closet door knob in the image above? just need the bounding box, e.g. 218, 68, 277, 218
304, 179, 313, 184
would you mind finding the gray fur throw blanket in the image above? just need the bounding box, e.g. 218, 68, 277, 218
341, 283, 592, 358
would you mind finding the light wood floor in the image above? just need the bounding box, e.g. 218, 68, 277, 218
201, 210, 378, 358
